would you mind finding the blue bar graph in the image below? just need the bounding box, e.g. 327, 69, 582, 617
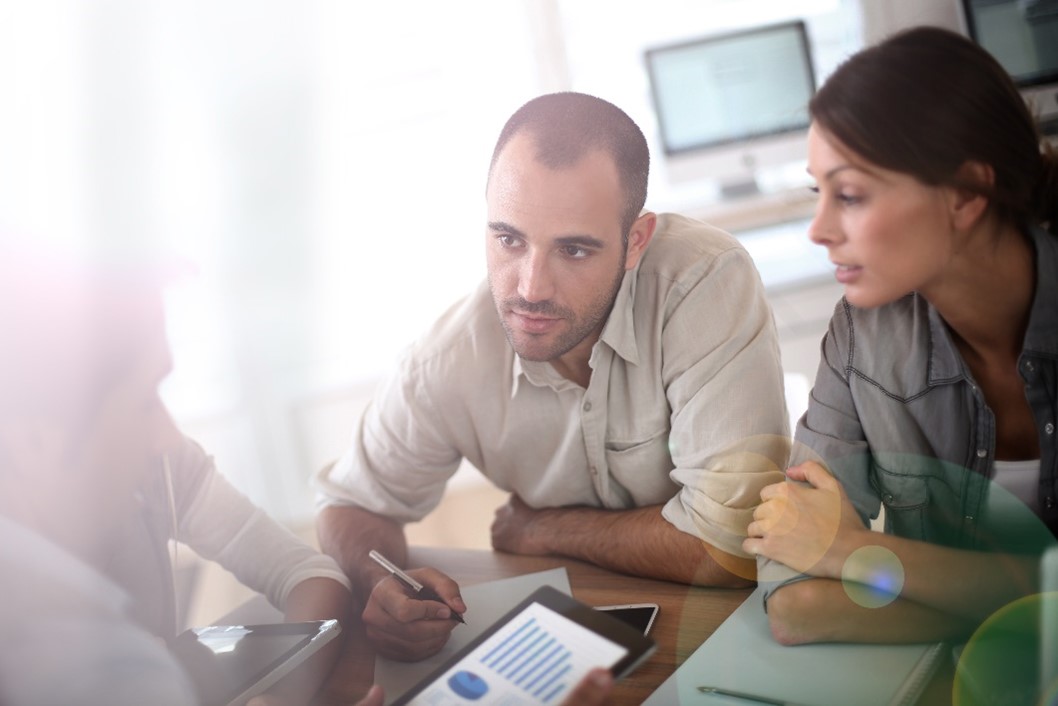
480, 616, 573, 703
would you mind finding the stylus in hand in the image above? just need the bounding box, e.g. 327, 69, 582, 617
368, 549, 466, 625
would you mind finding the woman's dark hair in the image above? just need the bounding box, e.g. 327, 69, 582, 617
810, 26, 1058, 234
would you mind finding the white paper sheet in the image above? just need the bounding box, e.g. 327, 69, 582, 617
374, 567, 572, 704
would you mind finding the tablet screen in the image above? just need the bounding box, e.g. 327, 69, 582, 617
393, 587, 655, 705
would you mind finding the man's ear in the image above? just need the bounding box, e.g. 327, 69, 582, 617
624, 211, 657, 270
949, 161, 993, 231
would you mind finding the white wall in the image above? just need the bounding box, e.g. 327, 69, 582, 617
857, 0, 962, 43
0, 0, 969, 528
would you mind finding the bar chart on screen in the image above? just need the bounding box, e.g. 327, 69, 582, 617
407, 602, 627, 705
480, 615, 574, 702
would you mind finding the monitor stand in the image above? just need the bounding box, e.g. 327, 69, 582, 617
719, 176, 761, 201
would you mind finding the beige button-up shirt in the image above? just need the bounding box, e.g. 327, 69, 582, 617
317, 213, 789, 557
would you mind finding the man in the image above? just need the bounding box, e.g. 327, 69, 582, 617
317, 92, 789, 660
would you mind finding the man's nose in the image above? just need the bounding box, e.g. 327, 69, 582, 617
517, 250, 555, 303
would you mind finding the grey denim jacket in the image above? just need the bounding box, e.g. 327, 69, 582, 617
797, 225, 1058, 548
760, 227, 1058, 601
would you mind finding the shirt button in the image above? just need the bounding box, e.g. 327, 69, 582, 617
589, 465, 597, 476
583, 401, 592, 412
976, 449, 987, 459
965, 515, 975, 522
1024, 360, 1036, 373
1046, 422, 1055, 436
883, 493, 894, 504
1046, 497, 1055, 510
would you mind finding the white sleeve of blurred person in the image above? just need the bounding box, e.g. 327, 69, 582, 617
169, 434, 354, 706
0, 241, 199, 704
168, 435, 352, 613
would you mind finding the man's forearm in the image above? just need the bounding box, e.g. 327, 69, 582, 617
766, 577, 976, 645
524, 504, 754, 587
316, 505, 407, 603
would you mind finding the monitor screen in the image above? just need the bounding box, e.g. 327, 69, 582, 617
961, 0, 1058, 88
645, 21, 816, 157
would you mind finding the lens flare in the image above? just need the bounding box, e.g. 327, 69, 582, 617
841, 545, 904, 608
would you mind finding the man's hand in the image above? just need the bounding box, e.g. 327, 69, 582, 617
491, 495, 550, 555
361, 568, 466, 661
743, 461, 866, 578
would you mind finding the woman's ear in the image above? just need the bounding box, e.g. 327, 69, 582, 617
949, 160, 994, 231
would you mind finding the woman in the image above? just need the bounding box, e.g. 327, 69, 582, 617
743, 26, 1058, 646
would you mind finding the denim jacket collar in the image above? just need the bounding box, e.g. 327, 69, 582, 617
1023, 226, 1058, 359
926, 304, 966, 386
926, 226, 1058, 385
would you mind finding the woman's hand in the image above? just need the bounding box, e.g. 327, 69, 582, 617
743, 461, 867, 578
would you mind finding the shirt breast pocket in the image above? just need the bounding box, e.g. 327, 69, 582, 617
872, 454, 962, 545
604, 429, 676, 504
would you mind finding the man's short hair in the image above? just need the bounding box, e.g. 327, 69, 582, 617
488, 92, 650, 241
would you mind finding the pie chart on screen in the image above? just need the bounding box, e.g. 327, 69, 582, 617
448, 671, 489, 700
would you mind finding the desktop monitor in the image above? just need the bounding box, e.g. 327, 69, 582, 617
959, 0, 1058, 137
644, 20, 816, 199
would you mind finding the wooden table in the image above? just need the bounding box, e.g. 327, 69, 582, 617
313, 547, 752, 705
310, 547, 954, 705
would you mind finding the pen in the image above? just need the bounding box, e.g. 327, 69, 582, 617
698, 686, 802, 705
368, 550, 466, 624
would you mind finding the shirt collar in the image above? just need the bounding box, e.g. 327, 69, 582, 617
511, 354, 583, 396
598, 266, 642, 366
510, 354, 525, 397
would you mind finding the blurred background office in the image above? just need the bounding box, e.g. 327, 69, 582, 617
3, 0, 1053, 624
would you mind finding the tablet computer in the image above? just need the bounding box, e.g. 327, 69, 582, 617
170, 619, 340, 706
391, 586, 656, 705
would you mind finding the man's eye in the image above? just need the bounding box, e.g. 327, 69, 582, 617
562, 245, 589, 259
497, 234, 522, 248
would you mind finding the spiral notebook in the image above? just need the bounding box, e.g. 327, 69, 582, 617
643, 588, 944, 706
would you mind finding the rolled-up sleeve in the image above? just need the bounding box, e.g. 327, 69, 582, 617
314, 350, 463, 523
659, 245, 790, 558
758, 299, 876, 604
171, 437, 351, 611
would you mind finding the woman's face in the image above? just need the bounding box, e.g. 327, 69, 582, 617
807, 125, 960, 309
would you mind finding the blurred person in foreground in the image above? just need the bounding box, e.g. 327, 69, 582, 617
0, 244, 348, 705
0, 242, 614, 706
